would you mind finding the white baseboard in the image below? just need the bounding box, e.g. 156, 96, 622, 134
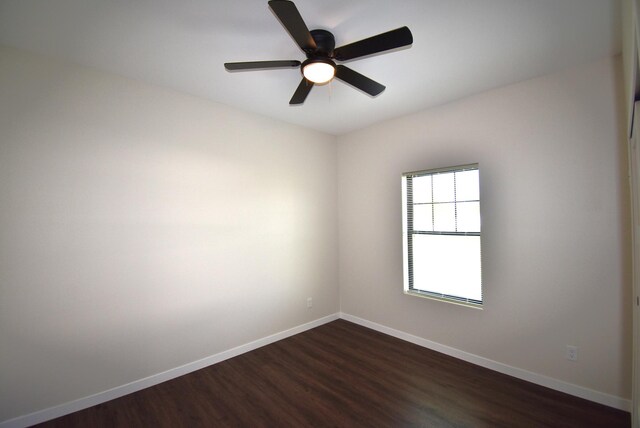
339, 312, 631, 412
0, 313, 339, 428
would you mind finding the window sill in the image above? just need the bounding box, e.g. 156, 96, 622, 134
404, 289, 483, 310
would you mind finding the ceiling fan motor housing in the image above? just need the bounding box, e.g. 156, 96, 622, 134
309, 29, 335, 57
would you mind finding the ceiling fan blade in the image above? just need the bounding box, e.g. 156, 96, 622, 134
333, 26, 413, 61
290, 78, 314, 104
268, 0, 317, 53
335, 65, 385, 96
225, 60, 301, 71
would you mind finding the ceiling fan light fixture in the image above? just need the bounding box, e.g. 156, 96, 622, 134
302, 58, 336, 84
225, 1, 413, 105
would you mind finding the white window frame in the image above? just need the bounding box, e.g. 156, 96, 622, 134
402, 164, 482, 308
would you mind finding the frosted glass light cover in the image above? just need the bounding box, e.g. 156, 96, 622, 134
303, 62, 335, 84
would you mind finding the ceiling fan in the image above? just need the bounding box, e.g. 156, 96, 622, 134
224, 0, 413, 105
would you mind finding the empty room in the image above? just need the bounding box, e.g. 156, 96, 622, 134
1, 0, 639, 427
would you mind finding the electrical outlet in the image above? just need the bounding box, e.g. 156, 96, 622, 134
566, 345, 578, 362
307, 297, 313, 308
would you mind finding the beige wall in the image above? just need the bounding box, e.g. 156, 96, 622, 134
337, 56, 632, 399
0, 46, 338, 421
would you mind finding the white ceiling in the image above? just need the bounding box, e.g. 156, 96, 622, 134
0, 0, 621, 135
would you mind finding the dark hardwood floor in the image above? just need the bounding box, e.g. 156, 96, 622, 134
35, 319, 629, 427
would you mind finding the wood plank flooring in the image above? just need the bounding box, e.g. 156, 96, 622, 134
35, 319, 629, 427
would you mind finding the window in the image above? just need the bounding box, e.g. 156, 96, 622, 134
402, 164, 482, 307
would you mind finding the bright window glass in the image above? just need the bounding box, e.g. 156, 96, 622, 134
402, 164, 482, 306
